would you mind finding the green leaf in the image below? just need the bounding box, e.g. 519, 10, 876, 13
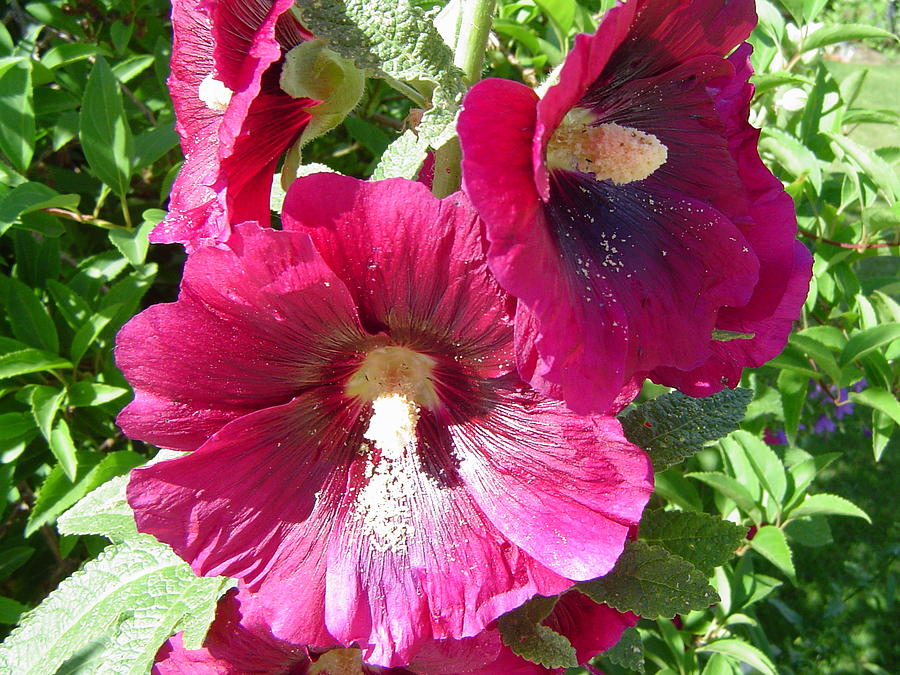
789, 333, 841, 384
70, 303, 122, 364
839, 323, 900, 366
79, 56, 133, 195
497, 595, 577, 668
639, 511, 746, 574
579, 541, 718, 617
871, 409, 893, 462
46, 279, 92, 331
67, 381, 130, 407
0, 57, 35, 172
40, 43, 99, 70
802, 24, 899, 53
0, 412, 36, 440
685, 472, 761, 521
29, 384, 66, 440
58, 474, 138, 542
748, 525, 796, 584
132, 123, 179, 171
826, 133, 900, 203
0, 348, 72, 379
789, 493, 870, 523
26, 451, 144, 536
68, 251, 129, 301
5, 276, 59, 353
783, 515, 833, 548
730, 431, 787, 506
620, 388, 751, 470
0, 597, 28, 625
600, 625, 644, 673
777, 369, 807, 444
850, 387, 900, 427
535, 0, 576, 36
759, 127, 822, 194
697, 639, 778, 675
298, 0, 467, 179
0, 535, 232, 675
0, 182, 79, 236
49, 419, 78, 481
0, 547, 34, 583
107, 215, 158, 267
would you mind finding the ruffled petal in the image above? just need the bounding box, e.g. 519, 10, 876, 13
129, 395, 358, 649
116, 223, 365, 450
149, 0, 224, 248
450, 385, 653, 580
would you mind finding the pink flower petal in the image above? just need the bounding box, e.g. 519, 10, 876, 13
282, 174, 516, 380
458, 0, 807, 413
116, 223, 364, 450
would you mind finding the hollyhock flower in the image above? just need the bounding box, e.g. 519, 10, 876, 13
119, 175, 653, 667
152, 0, 362, 250
154, 587, 635, 675
458, 0, 812, 413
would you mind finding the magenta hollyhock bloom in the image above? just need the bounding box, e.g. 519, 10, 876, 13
458, 0, 812, 413
152, 0, 316, 250
119, 175, 653, 666
154, 587, 635, 675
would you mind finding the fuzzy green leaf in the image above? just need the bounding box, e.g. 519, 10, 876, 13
620, 389, 751, 470
579, 541, 718, 618
298, 0, 467, 179
0, 535, 233, 675
639, 511, 746, 575
601, 625, 644, 673
497, 595, 577, 669
58, 474, 139, 542
26, 451, 144, 537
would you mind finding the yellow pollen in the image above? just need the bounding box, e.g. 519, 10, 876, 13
308, 648, 363, 675
345, 346, 438, 553
547, 108, 668, 184
364, 392, 419, 454
345, 345, 438, 409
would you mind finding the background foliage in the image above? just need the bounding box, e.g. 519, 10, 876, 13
0, 0, 897, 673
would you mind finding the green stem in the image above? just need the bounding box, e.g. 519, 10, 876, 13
119, 194, 134, 230
431, 0, 496, 198
454, 0, 497, 86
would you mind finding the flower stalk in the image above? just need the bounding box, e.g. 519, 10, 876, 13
431, 0, 496, 198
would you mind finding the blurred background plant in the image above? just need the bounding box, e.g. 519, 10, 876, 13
0, 0, 896, 673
